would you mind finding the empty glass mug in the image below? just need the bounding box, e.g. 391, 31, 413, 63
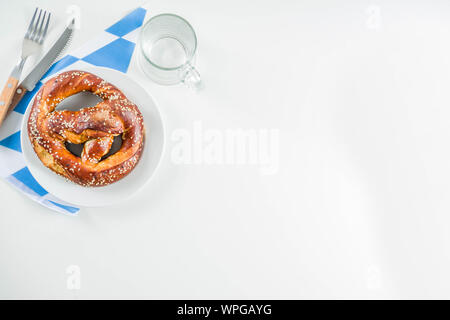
138, 14, 202, 90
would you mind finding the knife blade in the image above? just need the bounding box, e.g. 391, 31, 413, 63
9, 21, 74, 111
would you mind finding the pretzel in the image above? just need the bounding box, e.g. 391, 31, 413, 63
28, 70, 145, 187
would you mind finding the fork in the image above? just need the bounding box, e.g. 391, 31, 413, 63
0, 8, 50, 127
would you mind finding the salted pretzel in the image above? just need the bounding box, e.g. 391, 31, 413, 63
28, 70, 145, 187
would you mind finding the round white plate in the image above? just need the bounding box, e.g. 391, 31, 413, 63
21, 66, 165, 207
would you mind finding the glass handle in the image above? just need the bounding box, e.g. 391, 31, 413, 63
179, 63, 203, 91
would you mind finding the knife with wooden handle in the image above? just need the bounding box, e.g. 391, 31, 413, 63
8, 21, 74, 113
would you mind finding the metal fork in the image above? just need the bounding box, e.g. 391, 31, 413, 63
0, 8, 51, 126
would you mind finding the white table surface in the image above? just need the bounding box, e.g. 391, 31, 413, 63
1, 0, 450, 299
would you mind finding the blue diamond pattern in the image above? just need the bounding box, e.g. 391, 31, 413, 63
81, 38, 135, 73
47, 200, 79, 214
0, 131, 22, 152
106, 7, 146, 37
14, 81, 43, 115
12, 167, 48, 197
42, 55, 80, 79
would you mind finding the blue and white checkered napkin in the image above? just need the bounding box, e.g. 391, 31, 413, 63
0, 7, 148, 215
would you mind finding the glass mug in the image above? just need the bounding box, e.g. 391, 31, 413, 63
138, 13, 202, 90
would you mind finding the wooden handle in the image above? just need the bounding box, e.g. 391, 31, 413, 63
8, 84, 27, 114
0, 76, 19, 127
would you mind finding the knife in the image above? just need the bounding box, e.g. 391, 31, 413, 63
9, 20, 74, 112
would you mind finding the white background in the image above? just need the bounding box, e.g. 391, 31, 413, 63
1, 0, 450, 299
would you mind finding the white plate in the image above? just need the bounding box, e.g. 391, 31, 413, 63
21, 66, 165, 207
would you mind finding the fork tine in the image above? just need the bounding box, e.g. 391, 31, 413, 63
37, 11, 46, 41
25, 8, 38, 38
41, 12, 51, 43
32, 9, 42, 41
